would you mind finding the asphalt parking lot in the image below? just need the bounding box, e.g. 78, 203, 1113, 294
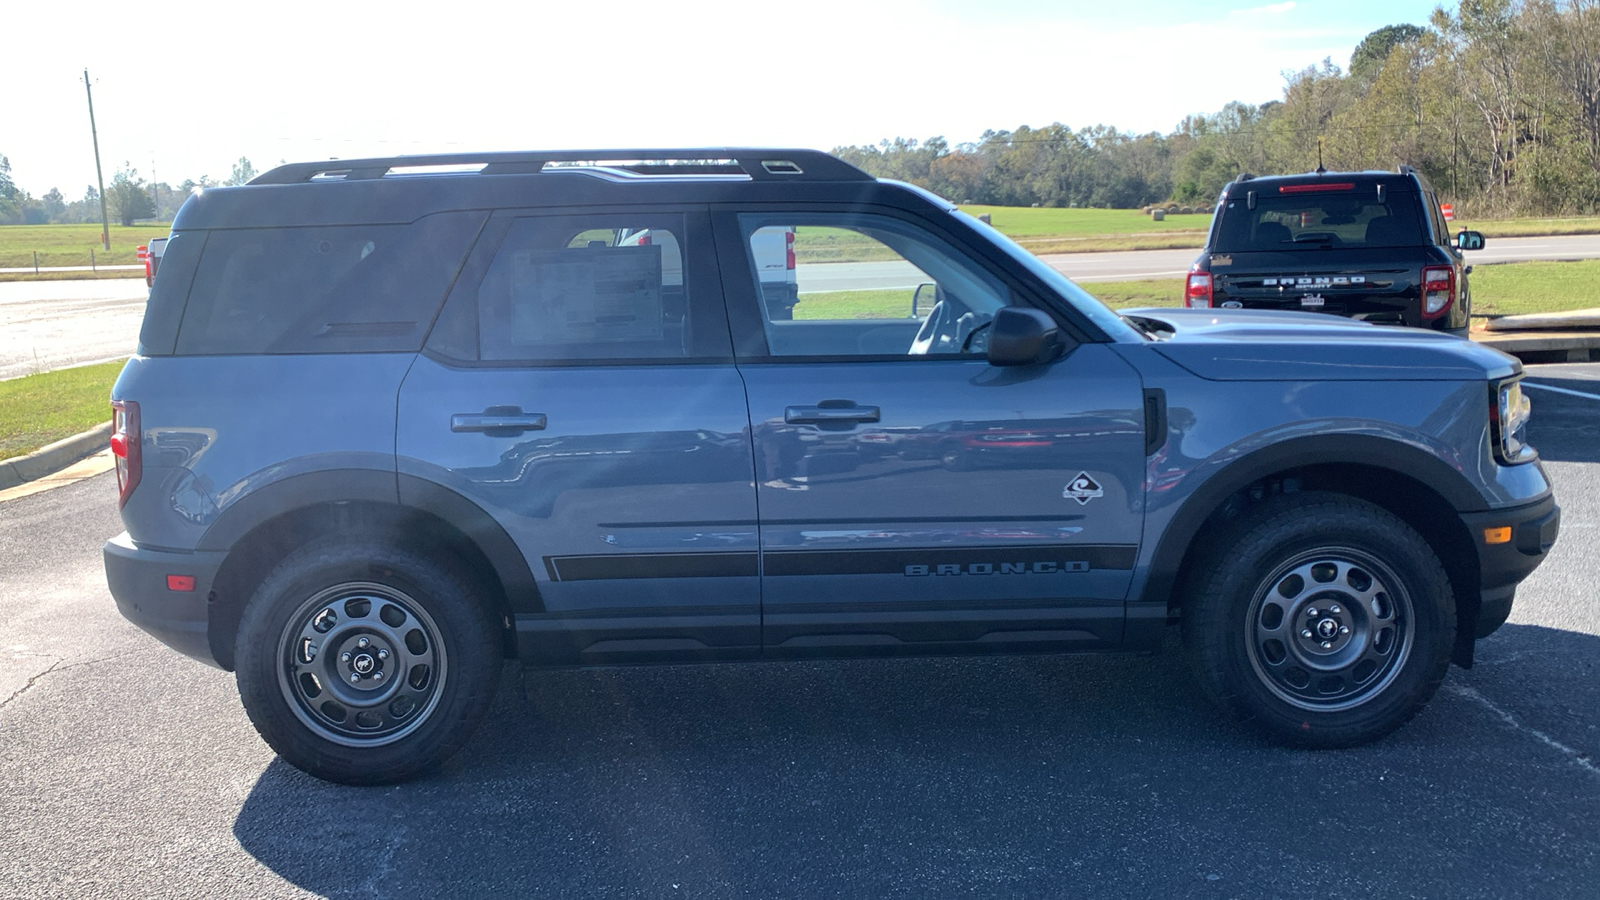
0, 363, 1596, 899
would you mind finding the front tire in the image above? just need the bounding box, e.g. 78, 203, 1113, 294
1182, 493, 1456, 748
235, 541, 500, 785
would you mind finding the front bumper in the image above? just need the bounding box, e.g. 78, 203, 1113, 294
103, 532, 227, 668
1460, 494, 1561, 638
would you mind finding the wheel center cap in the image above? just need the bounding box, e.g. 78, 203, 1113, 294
1316, 618, 1340, 640
352, 653, 376, 674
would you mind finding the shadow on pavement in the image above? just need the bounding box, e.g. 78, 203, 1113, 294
233, 623, 1600, 898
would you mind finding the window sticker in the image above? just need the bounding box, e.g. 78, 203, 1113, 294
509, 246, 663, 344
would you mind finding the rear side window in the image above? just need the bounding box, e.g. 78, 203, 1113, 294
1213, 191, 1425, 251
174, 211, 485, 355
471, 216, 694, 362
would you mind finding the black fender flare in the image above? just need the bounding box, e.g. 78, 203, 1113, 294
197, 468, 541, 613
1142, 434, 1485, 611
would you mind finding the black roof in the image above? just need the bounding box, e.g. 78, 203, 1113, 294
172, 149, 896, 230
1222, 167, 1430, 198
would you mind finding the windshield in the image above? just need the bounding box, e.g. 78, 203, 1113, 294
1213, 191, 1426, 251
952, 210, 1144, 343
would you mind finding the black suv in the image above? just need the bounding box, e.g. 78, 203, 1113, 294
1184, 167, 1484, 335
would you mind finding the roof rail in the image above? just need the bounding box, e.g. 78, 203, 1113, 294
250, 149, 872, 185
1397, 164, 1417, 176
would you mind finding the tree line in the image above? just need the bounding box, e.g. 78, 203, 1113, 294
833, 0, 1600, 217
0, 156, 260, 226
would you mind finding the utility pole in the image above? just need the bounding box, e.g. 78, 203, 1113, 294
83, 68, 110, 251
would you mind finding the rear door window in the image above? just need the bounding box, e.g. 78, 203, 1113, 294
427, 213, 728, 364
1214, 191, 1425, 251
175, 211, 486, 355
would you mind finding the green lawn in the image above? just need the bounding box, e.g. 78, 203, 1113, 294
1077, 259, 1600, 316
1469, 260, 1600, 316
959, 205, 1213, 237
1081, 279, 1186, 308
0, 360, 124, 461
0, 223, 172, 269
794, 288, 927, 319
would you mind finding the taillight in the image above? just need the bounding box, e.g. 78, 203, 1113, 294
137, 245, 153, 288
1421, 266, 1455, 318
111, 400, 141, 508
785, 231, 796, 271
1186, 272, 1213, 308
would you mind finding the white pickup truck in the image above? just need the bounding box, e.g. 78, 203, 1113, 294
137, 236, 168, 289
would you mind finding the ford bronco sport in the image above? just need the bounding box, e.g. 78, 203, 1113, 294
1184, 167, 1483, 335
103, 150, 1559, 784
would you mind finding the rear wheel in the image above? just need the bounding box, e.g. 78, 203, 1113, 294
235, 541, 500, 785
1183, 493, 1455, 747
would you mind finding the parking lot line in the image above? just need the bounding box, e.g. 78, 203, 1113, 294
1523, 381, 1600, 402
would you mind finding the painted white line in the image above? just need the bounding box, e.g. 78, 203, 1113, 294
1447, 683, 1600, 778
1524, 381, 1600, 402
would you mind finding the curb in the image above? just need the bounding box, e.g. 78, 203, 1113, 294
1473, 329, 1600, 363
0, 422, 114, 490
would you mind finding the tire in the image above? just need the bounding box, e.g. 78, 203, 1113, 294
1182, 492, 1455, 748
235, 541, 501, 785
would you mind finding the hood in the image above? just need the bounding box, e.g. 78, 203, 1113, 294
1119, 307, 1519, 382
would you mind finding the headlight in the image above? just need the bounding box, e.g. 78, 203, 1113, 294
1493, 379, 1535, 464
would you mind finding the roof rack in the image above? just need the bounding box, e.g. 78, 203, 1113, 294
250, 149, 872, 185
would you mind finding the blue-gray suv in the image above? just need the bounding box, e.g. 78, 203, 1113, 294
103, 150, 1561, 784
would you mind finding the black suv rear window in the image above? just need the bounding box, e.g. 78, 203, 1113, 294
1213, 191, 1425, 252
174, 211, 485, 355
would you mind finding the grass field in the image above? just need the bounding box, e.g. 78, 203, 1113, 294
0, 223, 172, 269
794, 288, 925, 319
1470, 260, 1600, 315
1077, 259, 1600, 316
0, 360, 124, 461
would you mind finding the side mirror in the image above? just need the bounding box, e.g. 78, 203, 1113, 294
912, 283, 937, 317
1456, 230, 1485, 251
987, 307, 1064, 367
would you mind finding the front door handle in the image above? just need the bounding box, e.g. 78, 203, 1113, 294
784, 401, 880, 425
451, 407, 548, 434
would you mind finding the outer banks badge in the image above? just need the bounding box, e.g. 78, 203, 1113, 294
1063, 472, 1104, 505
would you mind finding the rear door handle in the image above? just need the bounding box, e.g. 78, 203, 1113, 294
451, 408, 548, 434
784, 402, 880, 425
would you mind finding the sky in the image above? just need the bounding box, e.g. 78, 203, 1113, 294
2, 0, 1448, 197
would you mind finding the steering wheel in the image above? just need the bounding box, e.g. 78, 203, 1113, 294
909, 300, 955, 355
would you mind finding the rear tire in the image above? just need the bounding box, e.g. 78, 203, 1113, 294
1182, 493, 1455, 748
235, 541, 500, 785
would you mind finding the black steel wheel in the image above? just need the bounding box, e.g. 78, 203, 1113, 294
276, 581, 447, 746
1183, 492, 1455, 748
235, 541, 500, 785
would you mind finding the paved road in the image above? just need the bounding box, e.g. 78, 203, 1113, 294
0, 364, 1596, 898
6, 233, 1600, 380
799, 233, 1600, 291
0, 279, 148, 380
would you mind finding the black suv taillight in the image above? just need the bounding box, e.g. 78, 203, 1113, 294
1186, 272, 1213, 308
110, 400, 141, 508
1421, 265, 1455, 319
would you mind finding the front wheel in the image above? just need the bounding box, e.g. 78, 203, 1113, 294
1182, 493, 1456, 748
235, 542, 501, 785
